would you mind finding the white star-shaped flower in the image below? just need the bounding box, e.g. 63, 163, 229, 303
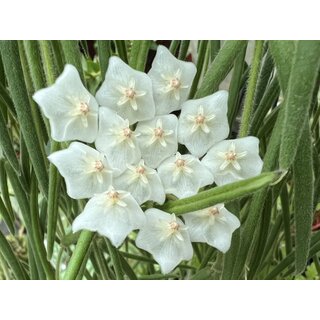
95, 107, 141, 174
33, 64, 98, 143
72, 186, 146, 247
178, 90, 230, 157
95, 56, 155, 124
135, 208, 193, 274
183, 204, 240, 253
157, 152, 214, 199
135, 115, 178, 168
202, 136, 263, 186
148, 45, 197, 115
114, 159, 165, 205
48, 142, 113, 199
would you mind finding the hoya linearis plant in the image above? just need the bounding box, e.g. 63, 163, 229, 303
0, 40, 319, 280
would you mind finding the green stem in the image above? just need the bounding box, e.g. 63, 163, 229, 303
129, 40, 151, 71
239, 40, 264, 137
64, 231, 94, 280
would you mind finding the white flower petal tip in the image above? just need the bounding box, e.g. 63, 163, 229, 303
183, 204, 240, 253
114, 160, 165, 205
178, 90, 230, 157
148, 45, 197, 115
72, 186, 146, 247
95, 56, 155, 124
135, 114, 178, 168
135, 209, 193, 274
48, 142, 113, 199
202, 136, 263, 186
95, 107, 141, 174
33, 64, 98, 143
157, 152, 214, 199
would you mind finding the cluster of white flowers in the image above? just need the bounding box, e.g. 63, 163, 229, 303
33, 45, 263, 274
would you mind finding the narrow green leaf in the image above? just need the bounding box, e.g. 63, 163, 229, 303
178, 40, 190, 60
0, 195, 15, 234
269, 40, 295, 93
195, 40, 247, 98
0, 231, 28, 279
63, 230, 94, 280
293, 123, 314, 273
169, 40, 180, 55
227, 44, 247, 129
60, 40, 84, 81
115, 40, 128, 63
97, 40, 111, 80
0, 107, 20, 174
279, 41, 320, 169
0, 41, 49, 197
30, 175, 55, 279
105, 238, 124, 280
129, 40, 151, 71
239, 40, 264, 137
250, 76, 280, 136
280, 184, 293, 255
189, 40, 209, 98
160, 171, 283, 214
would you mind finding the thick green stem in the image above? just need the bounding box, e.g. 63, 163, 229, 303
239, 40, 264, 137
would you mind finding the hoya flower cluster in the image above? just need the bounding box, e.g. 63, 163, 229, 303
33, 45, 263, 274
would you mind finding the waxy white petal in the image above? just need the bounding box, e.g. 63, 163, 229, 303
33, 64, 98, 143
135, 209, 193, 274
202, 136, 263, 186
158, 153, 214, 199
148, 45, 197, 115
96, 56, 155, 124
95, 107, 141, 174
48, 142, 113, 199
183, 204, 240, 253
178, 91, 230, 157
72, 187, 146, 247
136, 114, 178, 168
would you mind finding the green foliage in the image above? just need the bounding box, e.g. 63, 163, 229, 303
0, 40, 319, 280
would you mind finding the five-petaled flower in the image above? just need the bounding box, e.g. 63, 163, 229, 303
73, 186, 146, 247
178, 90, 230, 157
136, 209, 193, 274
183, 203, 240, 253
202, 136, 263, 186
96, 56, 155, 124
33, 64, 99, 143
148, 45, 197, 115
48, 142, 113, 199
